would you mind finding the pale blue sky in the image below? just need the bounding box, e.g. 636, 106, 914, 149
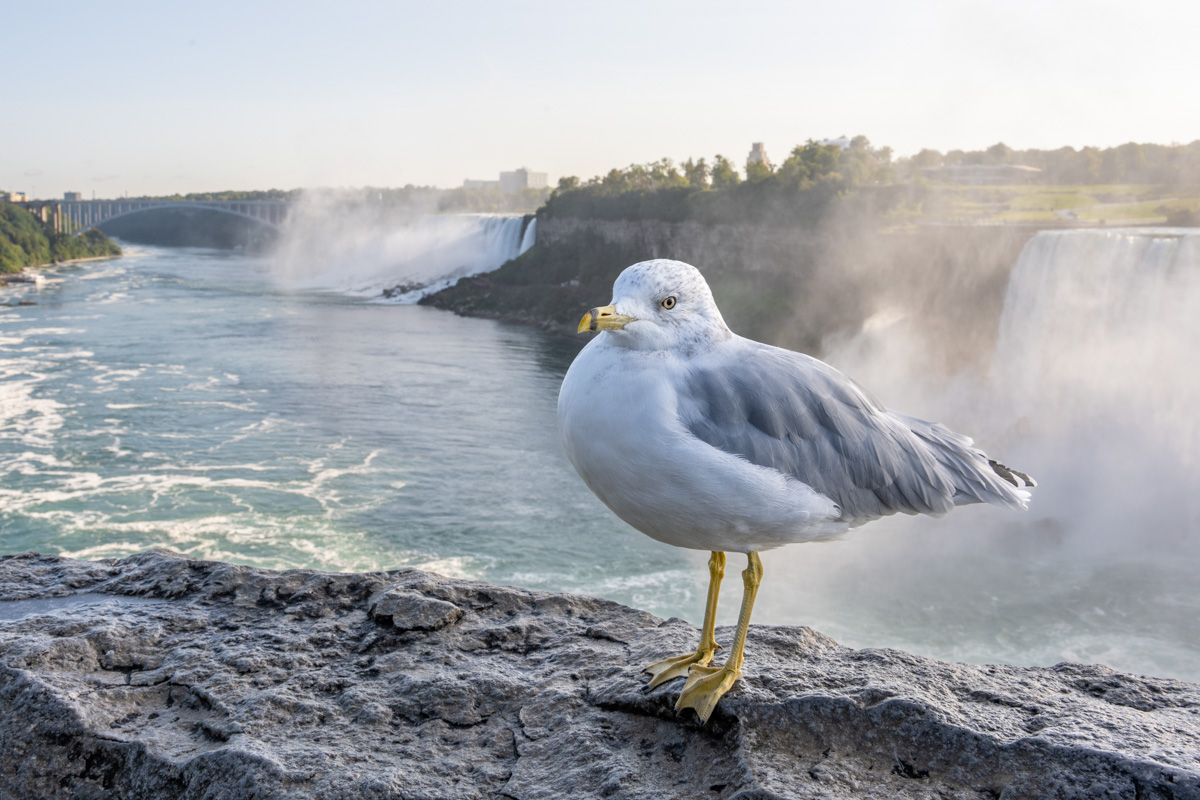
4, 0, 1198, 198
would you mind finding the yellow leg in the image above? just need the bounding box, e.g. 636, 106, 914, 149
645, 551, 725, 688
675, 552, 763, 723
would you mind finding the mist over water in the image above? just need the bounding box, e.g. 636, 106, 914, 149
2, 227, 1198, 682
993, 230, 1200, 553
746, 228, 1200, 680
271, 191, 533, 301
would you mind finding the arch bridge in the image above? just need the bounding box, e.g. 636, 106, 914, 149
31, 200, 292, 235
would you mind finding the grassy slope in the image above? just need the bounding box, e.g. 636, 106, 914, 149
912, 183, 1200, 225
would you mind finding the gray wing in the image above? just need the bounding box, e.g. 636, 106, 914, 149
680, 342, 1029, 524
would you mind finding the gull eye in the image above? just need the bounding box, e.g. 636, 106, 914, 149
661, 296, 677, 310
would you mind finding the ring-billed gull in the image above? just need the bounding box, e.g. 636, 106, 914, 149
558, 259, 1035, 723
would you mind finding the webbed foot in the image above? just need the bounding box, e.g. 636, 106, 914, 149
644, 647, 717, 688
675, 662, 740, 723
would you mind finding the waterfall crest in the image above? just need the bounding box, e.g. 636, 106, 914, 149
271, 210, 535, 303
992, 229, 1200, 427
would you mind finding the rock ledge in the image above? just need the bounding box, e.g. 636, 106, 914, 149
1, 551, 1197, 799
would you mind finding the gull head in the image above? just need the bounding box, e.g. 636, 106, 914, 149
577, 259, 732, 352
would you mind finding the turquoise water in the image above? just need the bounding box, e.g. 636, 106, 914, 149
0, 245, 695, 611
2, 240, 1198, 683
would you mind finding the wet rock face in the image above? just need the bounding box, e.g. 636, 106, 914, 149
0, 550, 1197, 800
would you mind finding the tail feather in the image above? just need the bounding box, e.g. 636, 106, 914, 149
894, 413, 1035, 511
989, 459, 1036, 488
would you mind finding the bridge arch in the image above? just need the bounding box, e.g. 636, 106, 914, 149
62, 200, 289, 236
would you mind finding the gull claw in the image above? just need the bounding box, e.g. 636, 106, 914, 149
644, 649, 716, 688
675, 663, 740, 724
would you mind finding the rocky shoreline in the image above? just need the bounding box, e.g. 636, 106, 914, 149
1, 550, 1197, 799
420, 217, 1034, 366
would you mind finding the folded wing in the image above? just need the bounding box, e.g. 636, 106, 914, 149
680, 342, 1031, 525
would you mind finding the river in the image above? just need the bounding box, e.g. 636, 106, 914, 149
2, 225, 1198, 683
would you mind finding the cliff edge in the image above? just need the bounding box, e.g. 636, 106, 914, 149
1, 551, 1196, 799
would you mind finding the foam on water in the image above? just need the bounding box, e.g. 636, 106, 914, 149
2, 257, 389, 571
0, 359, 66, 450
3, 234, 1198, 682
0, 245, 626, 593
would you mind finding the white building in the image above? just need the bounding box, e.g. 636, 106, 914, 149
499, 168, 548, 194
464, 167, 548, 194
818, 136, 852, 151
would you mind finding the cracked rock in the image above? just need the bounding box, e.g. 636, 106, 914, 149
0, 550, 1198, 800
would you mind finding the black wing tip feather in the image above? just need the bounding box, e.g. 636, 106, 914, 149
989, 459, 1037, 488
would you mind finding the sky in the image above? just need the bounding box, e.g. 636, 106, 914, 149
3, 0, 1199, 199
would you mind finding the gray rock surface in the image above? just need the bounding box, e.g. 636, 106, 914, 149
0, 550, 1197, 800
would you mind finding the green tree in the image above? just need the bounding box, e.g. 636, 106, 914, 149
911, 149, 943, 168
1109, 142, 1148, 182
599, 168, 632, 194
745, 158, 773, 183
1079, 147, 1103, 183
711, 155, 740, 189
985, 142, 1014, 164
648, 158, 688, 189
0, 204, 119, 272
778, 141, 841, 187
1166, 207, 1200, 226
682, 158, 710, 189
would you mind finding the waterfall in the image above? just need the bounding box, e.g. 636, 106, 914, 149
824, 227, 1200, 552
271, 212, 534, 303
372, 214, 530, 303
984, 228, 1200, 554
991, 229, 1200, 428
519, 217, 537, 254
758, 226, 1200, 677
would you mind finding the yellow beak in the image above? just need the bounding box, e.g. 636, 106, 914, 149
577, 305, 636, 333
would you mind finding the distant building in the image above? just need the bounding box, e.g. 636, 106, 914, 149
818, 136, 852, 151
499, 168, 547, 194
1, 191, 28, 202
64, 191, 83, 201
921, 164, 1042, 185
464, 168, 548, 194
747, 142, 772, 170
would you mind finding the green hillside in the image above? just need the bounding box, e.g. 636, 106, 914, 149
0, 204, 121, 273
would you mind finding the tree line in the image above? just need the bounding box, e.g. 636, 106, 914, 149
128, 185, 548, 214
540, 138, 1200, 226
541, 137, 897, 226
95, 137, 1200, 230
903, 140, 1200, 185
0, 204, 120, 273
129, 189, 303, 202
